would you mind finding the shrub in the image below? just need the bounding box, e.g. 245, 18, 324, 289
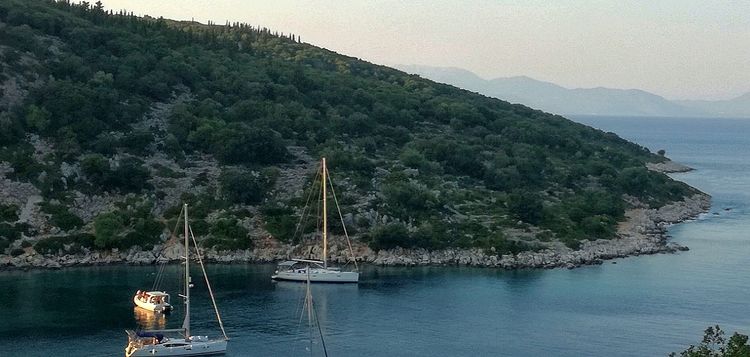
8, 147, 43, 182
369, 222, 410, 250
80, 153, 110, 184
579, 215, 617, 240
25, 104, 51, 132
203, 218, 252, 250
120, 129, 153, 155
119, 218, 163, 250
40, 202, 83, 231
261, 205, 299, 243
220, 169, 276, 205
670, 325, 750, 357
0, 223, 23, 242
0, 203, 19, 222
108, 157, 151, 192
382, 181, 440, 220
507, 189, 544, 224
213, 124, 289, 165
410, 222, 448, 249
34, 233, 95, 255
93, 212, 124, 248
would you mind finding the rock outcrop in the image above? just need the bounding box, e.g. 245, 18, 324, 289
646, 160, 693, 173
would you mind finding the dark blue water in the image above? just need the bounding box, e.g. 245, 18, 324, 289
1, 116, 749, 357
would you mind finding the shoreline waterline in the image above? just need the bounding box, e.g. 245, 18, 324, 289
0, 192, 711, 271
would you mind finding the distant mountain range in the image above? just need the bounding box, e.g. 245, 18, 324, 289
397, 65, 750, 118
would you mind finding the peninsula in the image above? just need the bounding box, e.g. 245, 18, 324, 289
0, 0, 709, 270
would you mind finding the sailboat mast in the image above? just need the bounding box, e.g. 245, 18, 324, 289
322, 158, 327, 269
183, 203, 190, 338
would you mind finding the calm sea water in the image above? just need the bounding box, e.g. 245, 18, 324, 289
1, 116, 749, 357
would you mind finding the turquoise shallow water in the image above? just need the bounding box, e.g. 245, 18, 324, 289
1, 116, 749, 357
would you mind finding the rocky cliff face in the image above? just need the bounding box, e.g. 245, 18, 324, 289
1, 193, 710, 270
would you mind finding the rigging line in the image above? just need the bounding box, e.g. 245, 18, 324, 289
314, 175, 323, 260
152, 260, 166, 291
176, 209, 186, 331
312, 298, 329, 357
317, 172, 323, 225
189, 225, 229, 341
297, 265, 312, 326
297, 188, 317, 250
152, 208, 184, 290
295, 285, 307, 326
299, 269, 311, 328
155, 208, 184, 258
306, 269, 315, 357
325, 166, 359, 271
292, 168, 321, 244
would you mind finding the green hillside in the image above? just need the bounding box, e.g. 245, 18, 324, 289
0, 0, 695, 256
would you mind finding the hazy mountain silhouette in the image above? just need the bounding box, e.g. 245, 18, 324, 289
397, 65, 750, 118
676, 92, 750, 118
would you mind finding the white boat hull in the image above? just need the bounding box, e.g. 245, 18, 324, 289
133, 295, 172, 313
126, 338, 227, 357
272, 268, 359, 283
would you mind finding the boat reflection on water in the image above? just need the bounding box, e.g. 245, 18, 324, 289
132, 307, 167, 330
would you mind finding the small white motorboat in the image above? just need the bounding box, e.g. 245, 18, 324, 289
133, 290, 172, 313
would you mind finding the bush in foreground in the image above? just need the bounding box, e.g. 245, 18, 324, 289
670, 325, 750, 357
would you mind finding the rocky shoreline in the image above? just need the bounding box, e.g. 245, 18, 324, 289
0, 192, 711, 271
646, 159, 694, 174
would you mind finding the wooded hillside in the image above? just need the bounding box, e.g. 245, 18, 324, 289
0, 0, 695, 257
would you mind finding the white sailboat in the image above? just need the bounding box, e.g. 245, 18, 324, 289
125, 204, 229, 357
272, 158, 359, 283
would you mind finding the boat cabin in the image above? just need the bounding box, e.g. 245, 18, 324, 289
272, 258, 356, 283
136, 290, 170, 305
274, 259, 329, 273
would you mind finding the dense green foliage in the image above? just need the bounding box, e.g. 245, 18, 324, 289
220, 168, 277, 205
0, 223, 31, 253
91, 199, 163, 250
40, 201, 83, 231
203, 218, 252, 251
0, 203, 19, 222
0, 0, 697, 252
34, 233, 95, 255
261, 205, 300, 243
670, 326, 750, 357
80, 154, 151, 193
0, 203, 27, 253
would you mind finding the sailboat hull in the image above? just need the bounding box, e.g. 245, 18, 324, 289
272, 268, 359, 283
126, 338, 227, 357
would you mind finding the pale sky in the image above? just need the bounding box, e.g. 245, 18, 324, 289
103, 0, 750, 101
